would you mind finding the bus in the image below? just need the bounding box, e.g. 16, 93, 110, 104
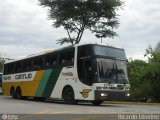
0, 72, 2, 93
2, 43, 130, 105
0, 72, 2, 87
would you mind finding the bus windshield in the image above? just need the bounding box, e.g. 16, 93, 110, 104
97, 58, 129, 84
93, 45, 126, 59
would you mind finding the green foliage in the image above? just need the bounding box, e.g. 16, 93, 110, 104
0, 60, 5, 73
129, 42, 160, 102
144, 45, 160, 102
39, 0, 123, 45
128, 60, 148, 99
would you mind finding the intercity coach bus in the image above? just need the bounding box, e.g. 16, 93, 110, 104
0, 72, 2, 87
2, 43, 130, 105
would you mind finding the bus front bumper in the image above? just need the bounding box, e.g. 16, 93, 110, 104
94, 90, 130, 101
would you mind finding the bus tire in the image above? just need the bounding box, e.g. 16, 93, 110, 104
16, 87, 22, 100
91, 100, 103, 106
10, 87, 16, 99
63, 87, 76, 104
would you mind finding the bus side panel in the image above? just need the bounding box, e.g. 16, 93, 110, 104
2, 70, 45, 97
2, 82, 13, 95
41, 68, 62, 98
35, 69, 53, 97
21, 70, 44, 96
2, 82, 21, 95
50, 67, 94, 101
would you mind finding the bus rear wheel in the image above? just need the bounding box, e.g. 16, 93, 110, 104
63, 88, 76, 104
91, 100, 103, 106
16, 87, 23, 100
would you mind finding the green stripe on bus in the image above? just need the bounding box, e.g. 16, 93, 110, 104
42, 68, 62, 97
35, 69, 53, 97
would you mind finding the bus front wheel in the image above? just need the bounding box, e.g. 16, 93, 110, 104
91, 100, 103, 106
63, 87, 76, 104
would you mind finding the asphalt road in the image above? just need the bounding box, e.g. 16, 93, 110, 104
0, 94, 160, 120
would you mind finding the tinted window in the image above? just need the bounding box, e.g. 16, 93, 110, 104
23, 59, 33, 71
94, 46, 126, 59
34, 56, 44, 70
78, 45, 93, 59
59, 49, 74, 66
0, 74, 2, 82
9, 63, 14, 74
4, 65, 8, 75
45, 53, 57, 68
15, 61, 23, 73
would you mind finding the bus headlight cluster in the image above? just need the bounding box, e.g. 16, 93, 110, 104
125, 87, 130, 91
101, 93, 108, 97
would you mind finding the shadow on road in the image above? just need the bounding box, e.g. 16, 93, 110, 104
0, 95, 124, 108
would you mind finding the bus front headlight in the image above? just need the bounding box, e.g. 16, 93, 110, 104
125, 93, 130, 97
101, 93, 108, 97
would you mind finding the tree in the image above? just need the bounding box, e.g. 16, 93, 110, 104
39, 0, 123, 45
144, 42, 160, 102
0, 60, 5, 73
128, 42, 160, 102
128, 60, 149, 100
155, 41, 160, 52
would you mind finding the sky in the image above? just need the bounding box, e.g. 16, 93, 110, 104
0, 0, 160, 60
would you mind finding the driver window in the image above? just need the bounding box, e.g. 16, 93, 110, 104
83, 60, 93, 86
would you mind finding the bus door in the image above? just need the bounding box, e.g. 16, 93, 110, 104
83, 59, 97, 86
83, 60, 92, 86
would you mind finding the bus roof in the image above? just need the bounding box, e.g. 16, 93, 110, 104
5, 42, 124, 64
76, 42, 124, 50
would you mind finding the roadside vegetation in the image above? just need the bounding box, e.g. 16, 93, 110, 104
129, 41, 160, 102
0, 60, 5, 73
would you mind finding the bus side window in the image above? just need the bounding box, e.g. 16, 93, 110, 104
59, 52, 65, 66
51, 54, 57, 67
26, 59, 33, 71
44, 53, 57, 68
66, 50, 74, 66
34, 57, 44, 70
38, 57, 44, 69
23, 60, 28, 71
18, 62, 22, 72
45, 54, 51, 68
10, 64, 14, 74
59, 49, 74, 67
17, 61, 23, 73
3, 65, 7, 75
78, 45, 92, 58
14, 63, 17, 73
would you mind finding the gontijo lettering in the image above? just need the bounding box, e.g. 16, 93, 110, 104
15, 73, 32, 80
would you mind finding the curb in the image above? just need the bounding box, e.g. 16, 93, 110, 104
104, 101, 160, 106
